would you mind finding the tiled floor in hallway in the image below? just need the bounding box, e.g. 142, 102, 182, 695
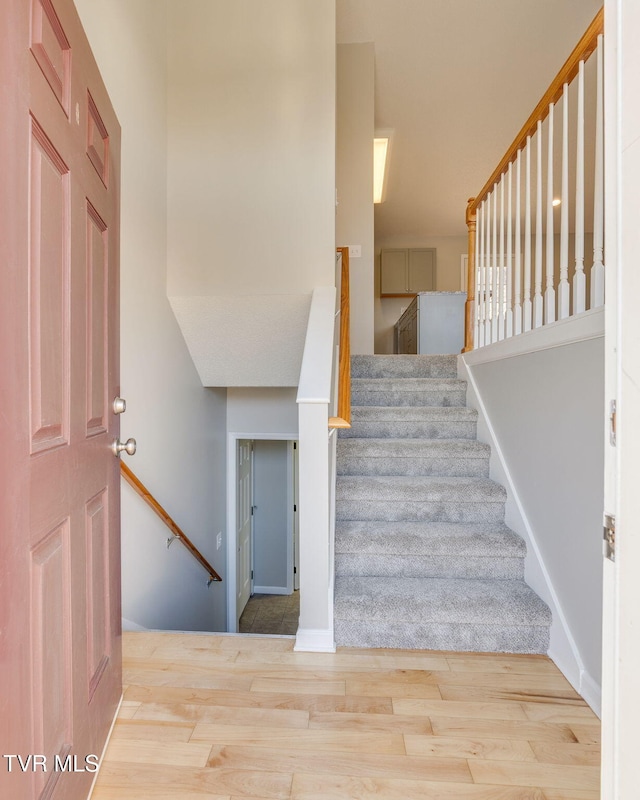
239, 590, 299, 635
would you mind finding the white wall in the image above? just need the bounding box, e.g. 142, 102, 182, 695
227, 388, 298, 436
166, 0, 336, 386
337, 43, 375, 355
374, 234, 468, 353
468, 336, 604, 689
75, 0, 228, 632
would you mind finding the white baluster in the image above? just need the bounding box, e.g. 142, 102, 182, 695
558, 83, 570, 318
474, 202, 481, 347
591, 35, 605, 308
514, 150, 522, 335
506, 161, 513, 338
485, 191, 492, 344
478, 201, 485, 347
498, 177, 505, 340
523, 137, 533, 332
545, 103, 556, 324
533, 120, 543, 328
492, 186, 498, 343
573, 59, 586, 314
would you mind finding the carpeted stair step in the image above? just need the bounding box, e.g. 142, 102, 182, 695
341, 406, 478, 439
333, 576, 551, 653
351, 377, 466, 407
352, 354, 458, 379
336, 475, 506, 523
337, 438, 490, 477
335, 520, 525, 580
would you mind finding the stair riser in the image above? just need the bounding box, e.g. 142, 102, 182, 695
341, 421, 477, 439
335, 554, 524, 580
336, 500, 505, 524
352, 355, 458, 379
351, 390, 466, 407
334, 620, 550, 654
337, 456, 489, 478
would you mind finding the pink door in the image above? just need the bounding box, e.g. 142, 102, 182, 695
0, 1, 122, 798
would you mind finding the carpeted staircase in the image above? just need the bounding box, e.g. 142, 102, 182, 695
333, 354, 551, 654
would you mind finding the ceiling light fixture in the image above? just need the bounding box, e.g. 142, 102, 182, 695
373, 131, 392, 204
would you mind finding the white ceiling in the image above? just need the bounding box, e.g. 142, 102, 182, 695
337, 0, 602, 240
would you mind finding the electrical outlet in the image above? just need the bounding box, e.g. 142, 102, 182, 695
216, 532, 222, 550
348, 245, 362, 258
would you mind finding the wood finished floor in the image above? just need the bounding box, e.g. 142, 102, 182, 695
91, 632, 601, 800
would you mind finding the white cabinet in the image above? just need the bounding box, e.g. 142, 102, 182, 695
381, 248, 436, 296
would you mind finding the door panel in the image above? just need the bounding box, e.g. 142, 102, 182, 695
29, 119, 70, 453
253, 441, 290, 593
237, 440, 253, 620
0, 0, 121, 797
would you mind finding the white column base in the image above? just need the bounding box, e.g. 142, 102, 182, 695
294, 627, 336, 653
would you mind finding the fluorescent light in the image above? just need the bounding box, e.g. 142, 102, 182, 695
552, 198, 561, 207
373, 137, 389, 204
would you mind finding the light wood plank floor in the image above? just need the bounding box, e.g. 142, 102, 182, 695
91, 632, 601, 800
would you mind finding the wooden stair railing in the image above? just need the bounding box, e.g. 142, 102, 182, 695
120, 462, 222, 585
463, 7, 605, 352
329, 246, 351, 429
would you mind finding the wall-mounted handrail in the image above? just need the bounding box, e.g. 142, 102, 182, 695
120, 462, 222, 585
329, 247, 351, 429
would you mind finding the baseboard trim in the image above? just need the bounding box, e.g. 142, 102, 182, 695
294, 627, 336, 653
579, 669, 602, 718
252, 586, 291, 595
87, 693, 122, 799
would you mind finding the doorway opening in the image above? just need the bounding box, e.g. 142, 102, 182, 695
226, 434, 299, 633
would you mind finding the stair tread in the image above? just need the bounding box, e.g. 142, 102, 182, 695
334, 576, 551, 626
336, 475, 507, 502
335, 520, 526, 556
337, 438, 490, 457
352, 377, 466, 389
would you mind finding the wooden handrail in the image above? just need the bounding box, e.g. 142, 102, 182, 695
470, 7, 603, 214
329, 247, 351, 429
463, 198, 477, 353
120, 462, 222, 584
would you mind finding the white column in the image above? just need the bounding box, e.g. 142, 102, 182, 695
485, 191, 492, 344
514, 149, 523, 335
506, 161, 513, 338
491, 186, 498, 343
558, 83, 571, 318
498, 176, 505, 340
533, 120, 544, 328
295, 403, 334, 652
591, 34, 605, 308
523, 136, 533, 332
545, 103, 556, 324
573, 59, 586, 314
477, 201, 485, 347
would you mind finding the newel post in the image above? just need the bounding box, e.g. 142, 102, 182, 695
463, 197, 477, 353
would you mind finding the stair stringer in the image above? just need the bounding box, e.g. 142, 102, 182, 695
458, 353, 600, 716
